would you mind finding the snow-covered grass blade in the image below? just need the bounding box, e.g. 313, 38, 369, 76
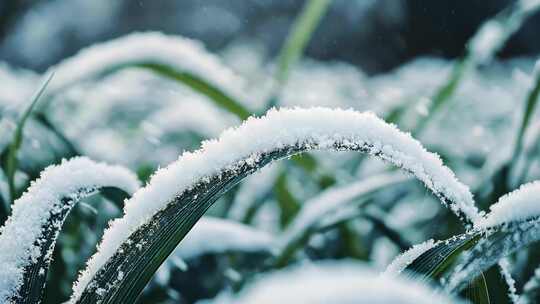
0, 157, 139, 304
69, 107, 476, 303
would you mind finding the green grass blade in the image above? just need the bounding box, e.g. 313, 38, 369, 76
133, 63, 251, 120
2, 72, 54, 203
266, 0, 331, 107
413, 58, 468, 135
73, 107, 477, 303
75, 143, 469, 302
33, 112, 79, 157
463, 272, 491, 304
75, 148, 294, 303
512, 62, 540, 162
401, 218, 540, 297
274, 172, 301, 228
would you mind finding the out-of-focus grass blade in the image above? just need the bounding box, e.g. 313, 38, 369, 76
266, 0, 331, 108
444, 218, 540, 294
413, 1, 540, 134
274, 173, 409, 267
134, 63, 251, 120
1, 72, 54, 204
274, 172, 301, 228
18, 187, 132, 304
512, 62, 540, 162
413, 58, 467, 135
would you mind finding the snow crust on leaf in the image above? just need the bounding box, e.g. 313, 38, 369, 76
71, 107, 478, 301
475, 181, 540, 229
0, 157, 139, 303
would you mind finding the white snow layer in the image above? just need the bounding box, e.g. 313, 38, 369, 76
207, 261, 460, 304
0, 157, 139, 303
71, 107, 478, 300
174, 217, 274, 259
384, 239, 436, 276
475, 181, 540, 229
47, 31, 246, 102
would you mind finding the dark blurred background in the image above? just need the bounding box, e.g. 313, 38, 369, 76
1, 0, 539, 74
